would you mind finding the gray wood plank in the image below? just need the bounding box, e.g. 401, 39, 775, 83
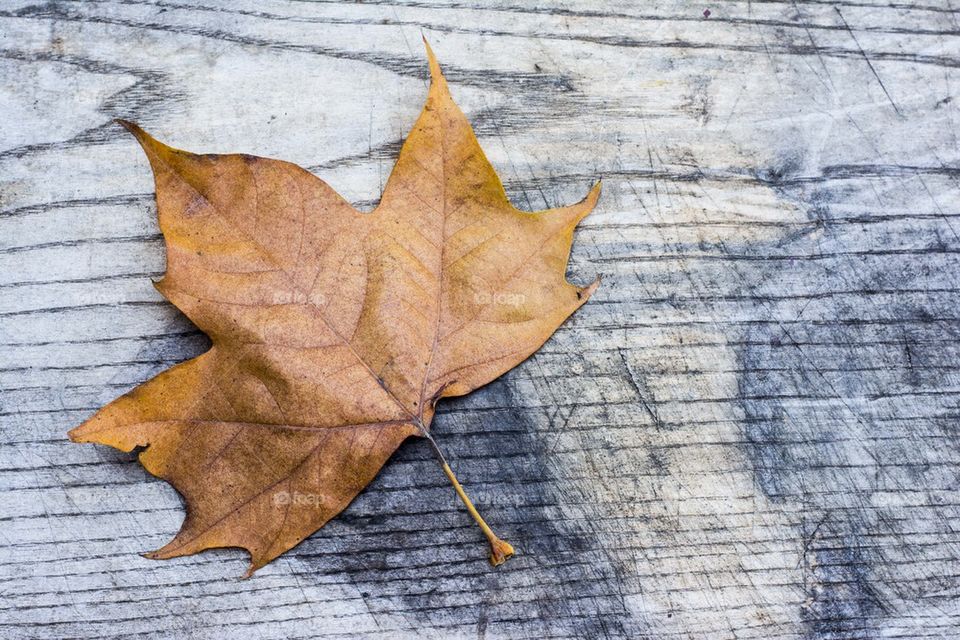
2, 0, 959, 638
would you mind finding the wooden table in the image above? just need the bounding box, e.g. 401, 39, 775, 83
2, 1, 958, 638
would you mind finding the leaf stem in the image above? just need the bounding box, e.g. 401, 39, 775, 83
423, 432, 515, 566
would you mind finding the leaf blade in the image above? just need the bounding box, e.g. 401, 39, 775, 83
71, 42, 598, 573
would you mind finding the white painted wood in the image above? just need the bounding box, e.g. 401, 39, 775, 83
2, 1, 959, 638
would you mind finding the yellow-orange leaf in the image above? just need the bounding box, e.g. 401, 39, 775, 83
69, 41, 599, 575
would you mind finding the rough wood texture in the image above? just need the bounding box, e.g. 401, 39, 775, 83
2, 1, 958, 638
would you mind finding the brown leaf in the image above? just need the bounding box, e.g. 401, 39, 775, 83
69, 41, 599, 575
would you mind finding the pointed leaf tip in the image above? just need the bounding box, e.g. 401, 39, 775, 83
422, 37, 446, 89
561, 180, 602, 227
588, 179, 602, 202
116, 119, 160, 152
116, 119, 145, 138
577, 275, 602, 303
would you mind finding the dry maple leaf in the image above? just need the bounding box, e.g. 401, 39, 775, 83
69, 40, 599, 576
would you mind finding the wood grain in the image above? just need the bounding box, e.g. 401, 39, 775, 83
2, 1, 959, 638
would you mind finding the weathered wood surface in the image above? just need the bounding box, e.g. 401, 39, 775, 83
2, 0, 959, 638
